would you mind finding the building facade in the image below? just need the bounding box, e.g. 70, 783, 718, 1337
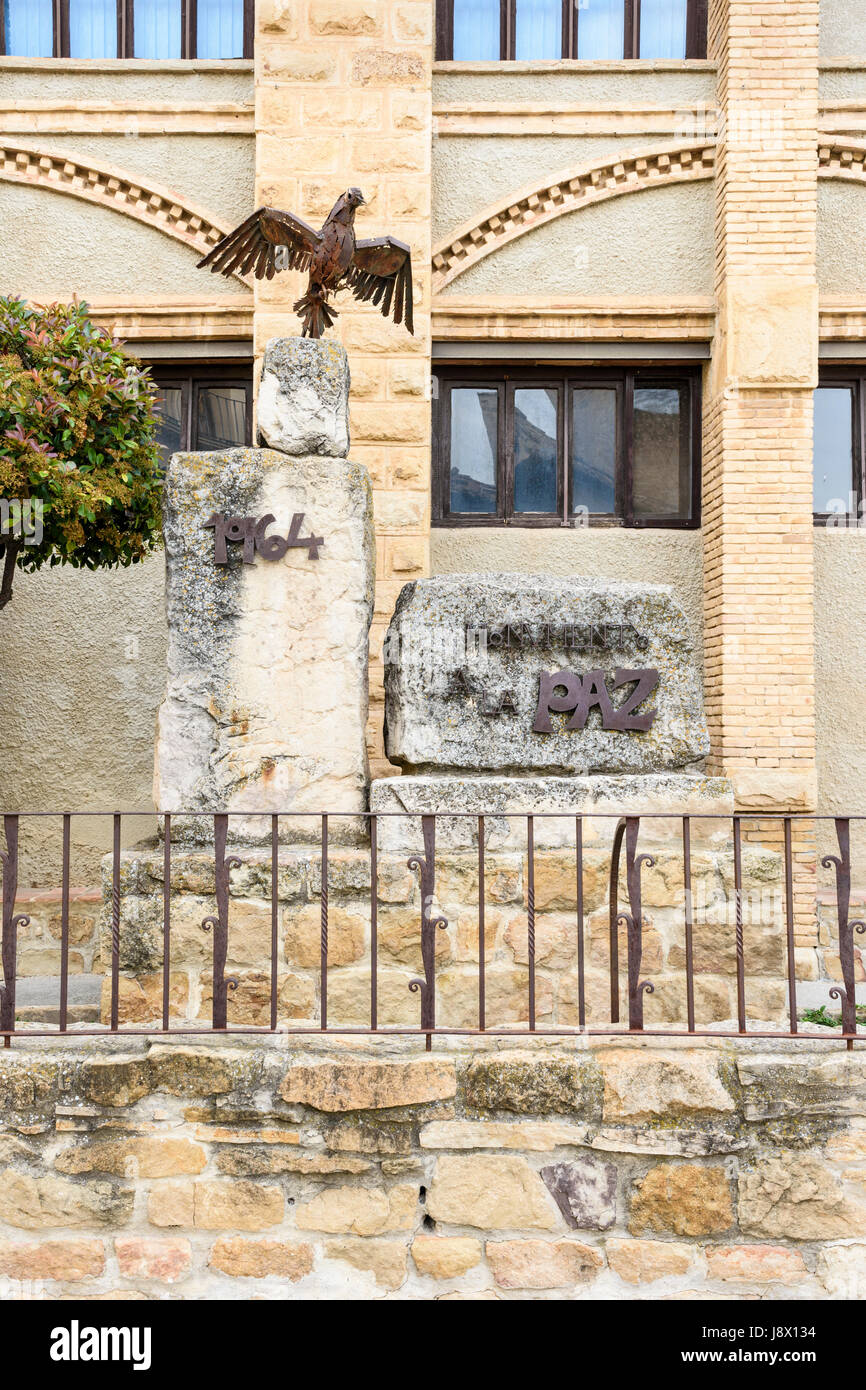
0, 0, 865, 887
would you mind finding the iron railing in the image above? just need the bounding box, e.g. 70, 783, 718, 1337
0, 810, 863, 1048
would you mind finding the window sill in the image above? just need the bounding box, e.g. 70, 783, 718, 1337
432, 518, 701, 531
433, 59, 716, 74
0, 56, 253, 71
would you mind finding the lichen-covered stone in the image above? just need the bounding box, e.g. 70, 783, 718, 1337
384, 574, 710, 774
154, 446, 374, 842
460, 1053, 602, 1120
257, 337, 350, 458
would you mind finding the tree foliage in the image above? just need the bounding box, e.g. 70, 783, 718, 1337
0, 296, 163, 608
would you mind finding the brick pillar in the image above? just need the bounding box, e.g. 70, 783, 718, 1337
704, 0, 819, 937
254, 0, 433, 774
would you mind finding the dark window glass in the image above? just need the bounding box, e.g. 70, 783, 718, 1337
513, 387, 558, 513
149, 367, 251, 458
640, 0, 688, 58
453, 0, 500, 58
515, 0, 560, 60
436, 367, 699, 527
196, 386, 248, 451
813, 385, 855, 514
5, 0, 53, 55
69, 0, 117, 56
632, 383, 692, 519
450, 387, 498, 513
154, 386, 184, 468
572, 387, 617, 514
578, 0, 625, 59
134, 0, 182, 58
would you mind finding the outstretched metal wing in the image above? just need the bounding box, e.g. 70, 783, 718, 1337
345, 237, 414, 334
197, 207, 321, 281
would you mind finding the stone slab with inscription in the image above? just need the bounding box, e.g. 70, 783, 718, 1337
154, 444, 374, 842
384, 573, 709, 776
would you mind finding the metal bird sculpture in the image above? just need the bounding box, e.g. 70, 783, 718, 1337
197, 187, 414, 340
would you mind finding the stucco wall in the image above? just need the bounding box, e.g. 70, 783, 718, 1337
819, 0, 866, 58
431, 528, 704, 663
814, 529, 866, 820
0, 556, 166, 885
432, 65, 717, 105
818, 182, 866, 295
0, 58, 253, 102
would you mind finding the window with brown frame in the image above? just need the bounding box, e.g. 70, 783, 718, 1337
0, 0, 253, 58
433, 365, 701, 528
148, 364, 253, 468
435, 0, 707, 61
812, 367, 866, 523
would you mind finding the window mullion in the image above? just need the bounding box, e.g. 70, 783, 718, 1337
501, 381, 511, 522
623, 372, 635, 525
625, 0, 638, 59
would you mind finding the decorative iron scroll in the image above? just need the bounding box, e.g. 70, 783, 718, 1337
822, 818, 865, 1040
609, 816, 655, 1030
408, 815, 449, 1047
0, 816, 29, 1036
201, 815, 241, 1030
203, 512, 324, 564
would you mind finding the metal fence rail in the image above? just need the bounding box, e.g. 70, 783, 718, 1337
0, 809, 863, 1049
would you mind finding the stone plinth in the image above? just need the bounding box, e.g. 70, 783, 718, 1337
257, 337, 350, 458
384, 574, 709, 775
370, 773, 734, 851
153, 446, 374, 842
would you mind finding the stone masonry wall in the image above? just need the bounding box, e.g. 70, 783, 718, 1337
0, 1040, 864, 1299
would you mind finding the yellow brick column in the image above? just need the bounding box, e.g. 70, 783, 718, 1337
254, 0, 432, 775
704, 0, 819, 938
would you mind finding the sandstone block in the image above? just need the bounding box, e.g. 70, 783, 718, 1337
325, 1238, 408, 1291
606, 1238, 693, 1285
208, 1237, 313, 1281
629, 1164, 733, 1237
0, 1239, 105, 1281
56, 1137, 206, 1180
459, 1053, 602, 1119
599, 1050, 735, 1121
194, 1180, 284, 1231
411, 1235, 481, 1279
294, 1183, 417, 1235
115, 1237, 191, 1283
427, 1156, 557, 1231
279, 1058, 456, 1112
486, 1238, 602, 1289
705, 1245, 807, 1284
0, 1170, 133, 1230
738, 1154, 866, 1241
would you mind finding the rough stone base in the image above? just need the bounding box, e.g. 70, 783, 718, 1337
370, 773, 735, 849
0, 1038, 863, 1300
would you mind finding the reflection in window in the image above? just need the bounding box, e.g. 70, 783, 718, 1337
134, 0, 182, 58
577, 0, 625, 59
515, 0, 561, 60
452, 0, 499, 59
69, 0, 118, 57
513, 388, 558, 513
813, 387, 854, 514
640, 0, 688, 59
153, 386, 183, 468
197, 387, 248, 451
197, 0, 245, 57
450, 388, 498, 513
633, 385, 690, 518
572, 388, 617, 513
5, 0, 53, 55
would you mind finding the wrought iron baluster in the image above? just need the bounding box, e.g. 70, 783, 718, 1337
822, 817, 865, 1050
202, 814, 240, 1031
408, 815, 448, 1051
609, 819, 625, 1023
0, 815, 29, 1044
733, 817, 746, 1033
618, 816, 655, 1032
683, 815, 695, 1033
59, 813, 71, 1034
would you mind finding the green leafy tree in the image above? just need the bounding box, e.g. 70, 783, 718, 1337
0, 296, 163, 611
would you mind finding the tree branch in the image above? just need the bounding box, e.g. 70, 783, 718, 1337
0, 541, 23, 612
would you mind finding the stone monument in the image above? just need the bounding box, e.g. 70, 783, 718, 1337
372, 573, 732, 848
153, 338, 374, 842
